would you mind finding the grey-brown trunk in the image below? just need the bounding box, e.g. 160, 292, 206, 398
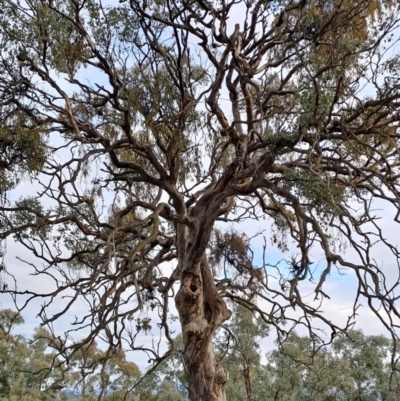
175, 257, 231, 401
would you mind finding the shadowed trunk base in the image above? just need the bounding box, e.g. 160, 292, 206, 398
175, 260, 231, 401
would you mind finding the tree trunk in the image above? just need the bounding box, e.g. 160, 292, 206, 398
175, 255, 231, 401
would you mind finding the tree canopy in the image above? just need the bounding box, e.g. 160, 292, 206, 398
1, 0, 400, 399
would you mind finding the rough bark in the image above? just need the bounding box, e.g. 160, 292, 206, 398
175, 256, 231, 401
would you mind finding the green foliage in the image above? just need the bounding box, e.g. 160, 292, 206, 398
0, 128, 47, 194
282, 169, 344, 216
148, 310, 400, 401
265, 333, 353, 400
262, 331, 400, 401
0, 309, 142, 401
216, 303, 269, 401
0, 310, 67, 401
2, 308, 400, 401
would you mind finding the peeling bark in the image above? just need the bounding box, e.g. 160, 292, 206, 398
175, 256, 231, 401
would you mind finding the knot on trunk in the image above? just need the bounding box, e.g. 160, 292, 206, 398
175, 258, 232, 401
176, 271, 205, 329
181, 271, 203, 300
212, 363, 228, 399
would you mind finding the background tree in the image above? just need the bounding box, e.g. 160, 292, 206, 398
67, 341, 140, 400
263, 331, 400, 401
1, 0, 400, 400
3, 308, 400, 400
0, 310, 68, 401
0, 308, 142, 401
332, 331, 394, 401
265, 333, 354, 401
215, 303, 269, 401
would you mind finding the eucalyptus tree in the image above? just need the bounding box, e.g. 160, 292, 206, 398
264, 331, 400, 401
265, 333, 354, 401
0, 309, 26, 399
1, 0, 400, 400
332, 330, 394, 401
215, 303, 269, 401
68, 341, 139, 401
0, 310, 67, 401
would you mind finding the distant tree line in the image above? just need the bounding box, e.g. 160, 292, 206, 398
1, 306, 400, 401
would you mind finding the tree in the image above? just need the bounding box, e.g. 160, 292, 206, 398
332, 330, 394, 401
265, 333, 354, 401
0, 308, 141, 401
215, 303, 269, 401
0, 309, 26, 399
0, 310, 67, 401
1, 0, 400, 400
263, 331, 400, 401
67, 340, 140, 400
